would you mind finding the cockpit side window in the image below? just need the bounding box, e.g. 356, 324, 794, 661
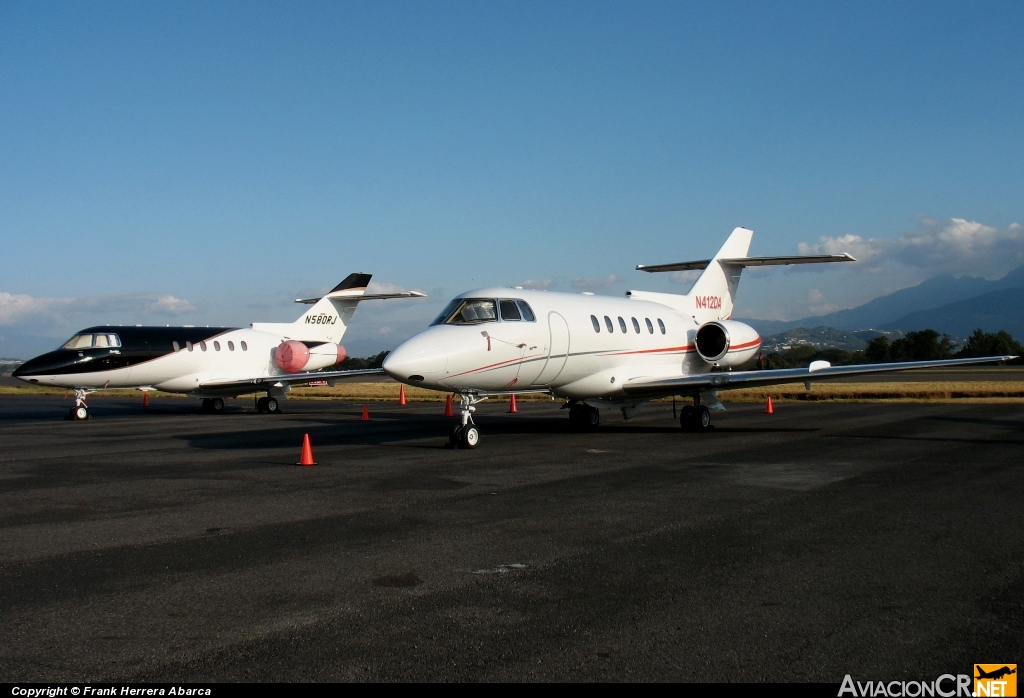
499, 300, 522, 321
516, 300, 536, 322
441, 298, 498, 325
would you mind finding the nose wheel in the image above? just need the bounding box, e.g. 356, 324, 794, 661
65, 389, 92, 420
448, 392, 484, 448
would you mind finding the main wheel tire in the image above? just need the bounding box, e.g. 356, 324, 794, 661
73, 405, 89, 420
449, 425, 462, 446
696, 405, 711, 430
201, 398, 212, 413
460, 425, 480, 449
679, 405, 695, 431
267, 397, 280, 414
211, 398, 225, 413
257, 397, 270, 414
568, 404, 584, 430
586, 406, 600, 428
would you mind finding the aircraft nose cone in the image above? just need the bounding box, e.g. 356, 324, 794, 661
12, 353, 57, 380
383, 339, 447, 383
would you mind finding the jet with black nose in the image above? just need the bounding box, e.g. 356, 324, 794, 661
15, 273, 424, 420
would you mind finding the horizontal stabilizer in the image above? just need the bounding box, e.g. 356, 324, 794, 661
636, 254, 855, 273
295, 290, 426, 304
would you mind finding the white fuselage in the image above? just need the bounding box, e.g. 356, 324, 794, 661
382, 287, 761, 402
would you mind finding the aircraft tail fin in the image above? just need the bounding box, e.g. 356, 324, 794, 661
684, 227, 754, 322
251, 273, 426, 343
251, 273, 372, 344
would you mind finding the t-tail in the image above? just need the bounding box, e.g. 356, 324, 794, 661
630, 226, 855, 323
251, 272, 427, 344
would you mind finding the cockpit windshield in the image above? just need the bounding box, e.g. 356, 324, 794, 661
62, 333, 122, 350
431, 298, 537, 326
434, 298, 498, 325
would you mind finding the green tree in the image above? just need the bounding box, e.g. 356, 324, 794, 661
889, 330, 953, 361
956, 329, 1023, 362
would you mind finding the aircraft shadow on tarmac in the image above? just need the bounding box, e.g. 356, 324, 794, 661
176, 410, 819, 453
926, 414, 1024, 429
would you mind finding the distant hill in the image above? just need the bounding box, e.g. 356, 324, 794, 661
760, 327, 881, 353
882, 285, 1024, 339
741, 264, 1024, 337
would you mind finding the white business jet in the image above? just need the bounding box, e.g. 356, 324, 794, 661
14, 273, 424, 419
382, 227, 1015, 448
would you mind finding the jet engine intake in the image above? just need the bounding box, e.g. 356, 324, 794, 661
694, 320, 761, 368
275, 341, 346, 373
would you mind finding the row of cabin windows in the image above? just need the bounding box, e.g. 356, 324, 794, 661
172, 339, 247, 352
591, 315, 666, 335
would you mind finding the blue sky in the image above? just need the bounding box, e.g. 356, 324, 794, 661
2, 1, 1023, 357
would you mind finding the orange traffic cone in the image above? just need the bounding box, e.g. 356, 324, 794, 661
298, 433, 316, 466
398, 385, 407, 405
361, 404, 370, 421
765, 396, 774, 414
142, 391, 150, 407
444, 394, 453, 417
507, 393, 518, 413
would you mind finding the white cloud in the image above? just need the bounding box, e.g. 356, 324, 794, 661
669, 270, 701, 286
0, 292, 70, 324
798, 218, 1024, 278
519, 278, 557, 290
0, 292, 197, 326
571, 274, 619, 292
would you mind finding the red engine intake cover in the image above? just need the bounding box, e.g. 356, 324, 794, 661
335, 344, 347, 364
275, 340, 311, 373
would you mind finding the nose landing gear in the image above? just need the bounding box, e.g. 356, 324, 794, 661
448, 392, 484, 448
65, 389, 92, 420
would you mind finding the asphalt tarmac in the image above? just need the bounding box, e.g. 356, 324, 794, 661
1, 394, 1021, 682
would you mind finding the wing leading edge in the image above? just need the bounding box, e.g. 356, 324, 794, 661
620, 355, 1018, 401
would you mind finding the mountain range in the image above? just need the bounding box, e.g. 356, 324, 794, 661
741, 264, 1024, 341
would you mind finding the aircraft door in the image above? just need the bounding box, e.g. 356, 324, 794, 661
531, 311, 570, 387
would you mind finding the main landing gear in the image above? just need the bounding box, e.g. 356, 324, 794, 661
567, 403, 600, 431
256, 396, 281, 414
200, 398, 226, 414
679, 398, 712, 432
448, 393, 484, 449
65, 389, 91, 420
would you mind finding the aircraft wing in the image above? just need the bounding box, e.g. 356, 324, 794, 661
620, 356, 1017, 400
199, 368, 387, 391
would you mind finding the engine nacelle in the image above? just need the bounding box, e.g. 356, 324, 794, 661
274, 341, 346, 373
694, 320, 762, 368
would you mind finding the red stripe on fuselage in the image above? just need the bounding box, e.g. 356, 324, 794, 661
446, 354, 546, 379
597, 345, 694, 357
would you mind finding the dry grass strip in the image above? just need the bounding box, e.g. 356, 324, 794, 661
3, 380, 1024, 404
